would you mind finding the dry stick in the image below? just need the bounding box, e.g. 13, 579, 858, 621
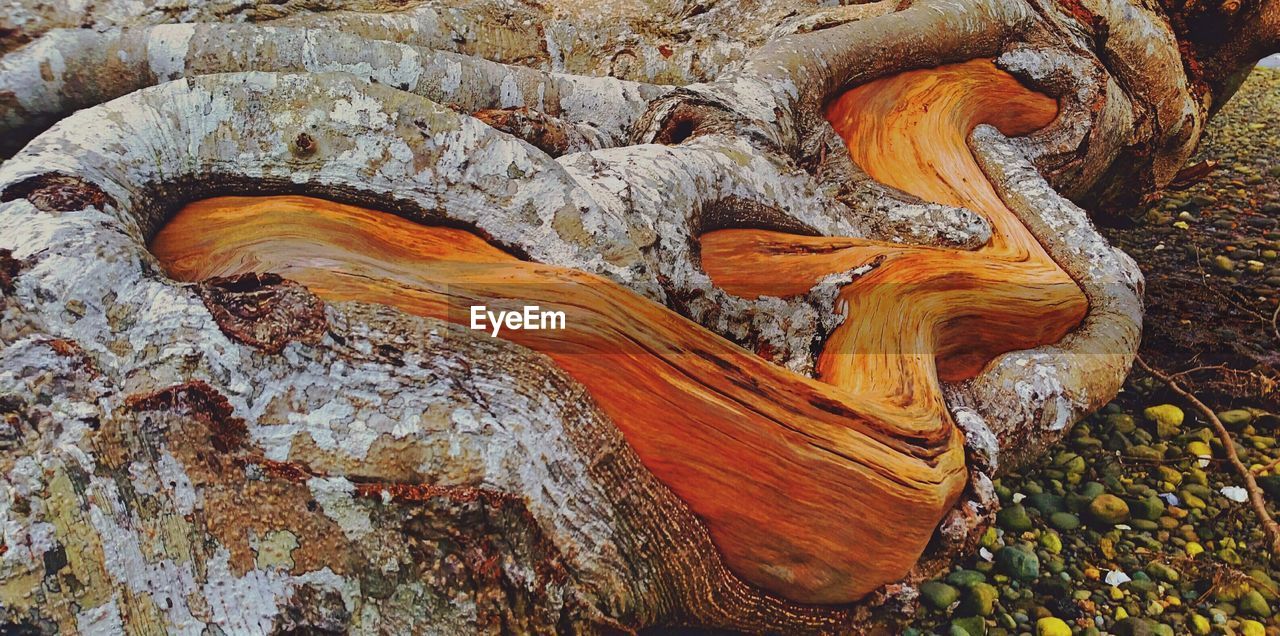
1271, 302, 1279, 346
1136, 356, 1280, 557
1254, 454, 1280, 475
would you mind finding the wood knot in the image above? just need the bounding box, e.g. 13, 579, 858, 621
653, 103, 709, 145
197, 272, 326, 354
292, 132, 317, 157
0, 173, 113, 213
124, 380, 247, 452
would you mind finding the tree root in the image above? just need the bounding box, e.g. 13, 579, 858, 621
0, 24, 666, 156
1, 0, 1271, 629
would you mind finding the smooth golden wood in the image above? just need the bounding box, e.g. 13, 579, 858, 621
150, 59, 1084, 602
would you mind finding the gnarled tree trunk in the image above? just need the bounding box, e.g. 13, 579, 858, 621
0, 0, 1275, 632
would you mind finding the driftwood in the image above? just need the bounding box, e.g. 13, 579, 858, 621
0, 0, 1275, 632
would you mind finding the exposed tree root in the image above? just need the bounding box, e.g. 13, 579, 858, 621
0, 24, 666, 156
141, 60, 1140, 604
0, 0, 1272, 630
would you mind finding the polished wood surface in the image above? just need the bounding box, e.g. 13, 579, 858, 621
150, 59, 1084, 603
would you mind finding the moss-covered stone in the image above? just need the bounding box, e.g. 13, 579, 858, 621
946, 569, 987, 589
1088, 494, 1130, 524
1129, 495, 1165, 521
1143, 404, 1184, 438
1106, 413, 1138, 433
1240, 589, 1273, 617
962, 582, 1000, 617
994, 544, 1040, 581
1217, 408, 1253, 430
921, 581, 961, 610
1035, 617, 1070, 636
952, 616, 988, 636
997, 504, 1033, 532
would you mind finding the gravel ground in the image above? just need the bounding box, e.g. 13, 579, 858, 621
908, 67, 1280, 636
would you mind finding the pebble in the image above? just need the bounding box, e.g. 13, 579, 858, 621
922, 581, 961, 610
909, 70, 1280, 635
947, 569, 987, 589
1217, 408, 1254, 429
1241, 589, 1273, 618
995, 545, 1040, 581
997, 504, 1033, 532
1035, 617, 1070, 636
1048, 512, 1081, 531
1089, 494, 1131, 524
952, 616, 987, 636
1143, 404, 1184, 438
964, 582, 1000, 617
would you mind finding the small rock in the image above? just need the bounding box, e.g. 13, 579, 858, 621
921, 581, 961, 610
1112, 617, 1157, 636
1187, 440, 1213, 466
1156, 465, 1183, 487
994, 545, 1040, 581
997, 504, 1033, 532
1088, 494, 1131, 524
1048, 512, 1081, 531
1106, 413, 1137, 433
1189, 194, 1217, 208
1241, 619, 1266, 636
1143, 404, 1184, 437
1026, 493, 1066, 515
1079, 481, 1107, 499
1038, 531, 1062, 554
1218, 542, 1239, 563
1127, 444, 1165, 461
1212, 254, 1236, 274
1217, 408, 1253, 430
963, 582, 1000, 616
1188, 614, 1211, 635
952, 616, 987, 636
1248, 569, 1279, 602
1129, 495, 1165, 521
1035, 617, 1070, 636
946, 569, 987, 589
1146, 561, 1179, 583
1240, 589, 1273, 618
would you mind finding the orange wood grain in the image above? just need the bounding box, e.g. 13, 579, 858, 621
149, 59, 1084, 603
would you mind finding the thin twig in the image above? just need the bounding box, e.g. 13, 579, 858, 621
1254, 454, 1280, 475
1136, 356, 1280, 559
1271, 302, 1279, 347
1169, 364, 1231, 381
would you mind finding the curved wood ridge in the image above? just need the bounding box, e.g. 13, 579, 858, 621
150, 59, 1084, 604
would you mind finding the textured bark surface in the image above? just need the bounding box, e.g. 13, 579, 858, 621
0, 0, 1275, 633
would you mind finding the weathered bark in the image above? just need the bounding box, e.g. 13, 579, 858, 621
0, 0, 1275, 632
